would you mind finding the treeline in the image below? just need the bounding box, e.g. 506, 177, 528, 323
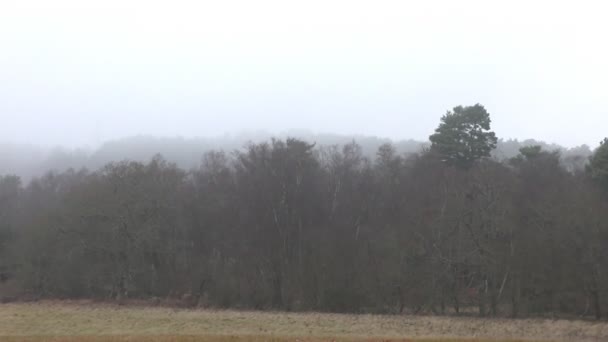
0, 134, 424, 183
0, 133, 591, 183
1, 105, 608, 319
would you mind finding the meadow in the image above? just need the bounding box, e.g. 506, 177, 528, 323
2, 301, 607, 342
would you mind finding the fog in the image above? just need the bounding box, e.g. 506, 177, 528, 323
5, 2, 608, 324
0, 132, 592, 183
1, 0, 607, 150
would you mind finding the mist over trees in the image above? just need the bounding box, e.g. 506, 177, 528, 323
0, 133, 423, 183
0, 130, 592, 184
0, 106, 606, 319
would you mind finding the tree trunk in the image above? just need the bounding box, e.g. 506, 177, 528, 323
592, 290, 602, 320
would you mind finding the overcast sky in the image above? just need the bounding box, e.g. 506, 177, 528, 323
1, 0, 607, 148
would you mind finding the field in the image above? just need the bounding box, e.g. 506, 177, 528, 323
1, 302, 607, 342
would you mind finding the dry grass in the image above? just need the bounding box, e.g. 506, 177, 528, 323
0, 337, 548, 342
1, 301, 607, 342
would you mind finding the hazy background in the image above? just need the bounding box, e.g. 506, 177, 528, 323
0, 0, 606, 180
2, 0, 607, 146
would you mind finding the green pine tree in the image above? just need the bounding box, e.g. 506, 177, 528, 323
429, 104, 497, 168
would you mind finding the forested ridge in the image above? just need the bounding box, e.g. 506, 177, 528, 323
1, 104, 608, 319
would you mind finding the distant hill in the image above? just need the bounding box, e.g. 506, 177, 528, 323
0, 133, 593, 183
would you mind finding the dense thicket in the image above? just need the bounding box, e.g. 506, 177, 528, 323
1, 109, 607, 319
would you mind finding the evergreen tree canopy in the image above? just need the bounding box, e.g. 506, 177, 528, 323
429, 104, 497, 168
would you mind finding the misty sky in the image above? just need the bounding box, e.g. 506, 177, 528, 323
1, 0, 607, 148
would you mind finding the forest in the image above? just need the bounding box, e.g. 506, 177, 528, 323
1, 104, 608, 319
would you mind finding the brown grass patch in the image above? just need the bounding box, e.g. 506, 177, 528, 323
0, 338, 551, 342
1, 301, 607, 342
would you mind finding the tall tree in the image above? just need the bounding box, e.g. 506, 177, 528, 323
0, 175, 20, 286
429, 104, 498, 168
589, 138, 608, 192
